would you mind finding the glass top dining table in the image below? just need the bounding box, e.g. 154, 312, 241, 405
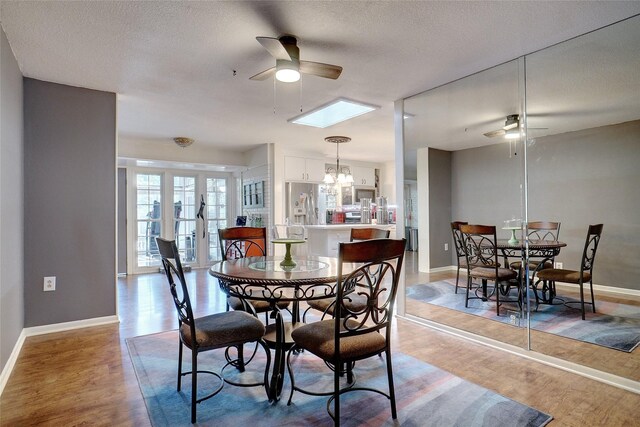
209, 255, 349, 402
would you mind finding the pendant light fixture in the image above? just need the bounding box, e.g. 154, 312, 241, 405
323, 136, 354, 185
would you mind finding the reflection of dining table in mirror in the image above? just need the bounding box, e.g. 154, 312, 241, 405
209, 256, 350, 402
496, 239, 567, 304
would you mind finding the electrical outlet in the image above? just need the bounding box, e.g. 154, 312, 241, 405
44, 276, 56, 292
444, 243, 449, 251
554, 262, 563, 269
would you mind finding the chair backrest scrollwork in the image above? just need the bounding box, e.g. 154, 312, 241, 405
334, 239, 406, 348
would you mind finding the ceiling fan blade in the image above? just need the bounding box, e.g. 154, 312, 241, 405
299, 61, 343, 79
483, 129, 506, 138
256, 37, 291, 61
249, 67, 276, 81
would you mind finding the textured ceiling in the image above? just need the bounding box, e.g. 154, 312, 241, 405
2, 1, 639, 163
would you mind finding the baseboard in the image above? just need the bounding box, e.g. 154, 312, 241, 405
0, 329, 27, 396
431, 266, 640, 298
23, 315, 120, 337
429, 265, 457, 273
553, 281, 640, 298
400, 313, 640, 395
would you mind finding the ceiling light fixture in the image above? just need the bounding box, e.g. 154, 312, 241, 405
173, 137, 194, 148
289, 98, 379, 128
323, 136, 354, 185
275, 59, 301, 83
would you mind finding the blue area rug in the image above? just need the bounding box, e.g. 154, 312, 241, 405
407, 280, 640, 352
127, 330, 552, 426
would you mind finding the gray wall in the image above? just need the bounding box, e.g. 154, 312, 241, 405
527, 120, 640, 290
117, 168, 127, 274
1, 27, 24, 371
428, 149, 452, 268
451, 120, 639, 290
24, 79, 116, 327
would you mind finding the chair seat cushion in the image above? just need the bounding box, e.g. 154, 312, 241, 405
509, 260, 552, 271
291, 319, 386, 361
307, 293, 368, 315
469, 267, 517, 280
228, 296, 289, 313
180, 310, 265, 350
536, 268, 591, 283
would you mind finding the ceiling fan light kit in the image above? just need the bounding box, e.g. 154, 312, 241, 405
251, 35, 342, 82
275, 58, 300, 83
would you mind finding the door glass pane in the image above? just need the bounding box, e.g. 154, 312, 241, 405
173, 176, 197, 263
206, 178, 227, 261
136, 173, 162, 267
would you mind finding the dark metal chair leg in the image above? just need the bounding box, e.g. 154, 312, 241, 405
579, 280, 586, 320
454, 266, 460, 294
177, 340, 183, 391
590, 280, 596, 313
191, 349, 197, 424
386, 349, 398, 419
236, 344, 245, 372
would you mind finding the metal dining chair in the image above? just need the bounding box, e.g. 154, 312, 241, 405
534, 224, 603, 319
460, 225, 518, 316
156, 237, 271, 423
286, 238, 406, 426
218, 227, 290, 322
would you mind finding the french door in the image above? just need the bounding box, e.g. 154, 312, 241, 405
127, 169, 232, 274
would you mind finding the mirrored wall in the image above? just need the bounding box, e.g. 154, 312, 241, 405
402, 15, 640, 383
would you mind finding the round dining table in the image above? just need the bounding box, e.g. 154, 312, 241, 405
209, 255, 346, 402
495, 239, 567, 305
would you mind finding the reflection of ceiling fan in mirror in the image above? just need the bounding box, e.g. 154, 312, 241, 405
250, 35, 343, 82
483, 114, 547, 139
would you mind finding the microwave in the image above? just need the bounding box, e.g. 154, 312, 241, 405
354, 188, 376, 203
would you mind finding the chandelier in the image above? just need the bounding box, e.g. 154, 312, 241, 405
323, 136, 354, 185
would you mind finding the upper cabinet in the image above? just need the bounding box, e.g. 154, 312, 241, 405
351, 166, 376, 187
284, 156, 326, 182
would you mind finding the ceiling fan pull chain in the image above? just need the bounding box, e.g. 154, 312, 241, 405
299, 74, 303, 112
273, 77, 277, 114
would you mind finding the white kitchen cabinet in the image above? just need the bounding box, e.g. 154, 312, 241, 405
284, 156, 326, 182
351, 166, 376, 187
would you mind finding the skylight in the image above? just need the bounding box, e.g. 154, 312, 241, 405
288, 98, 379, 128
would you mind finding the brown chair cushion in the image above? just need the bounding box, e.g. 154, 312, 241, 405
469, 267, 517, 280
291, 319, 386, 361
536, 269, 591, 284
509, 260, 552, 270
228, 296, 289, 312
180, 310, 265, 350
307, 293, 368, 315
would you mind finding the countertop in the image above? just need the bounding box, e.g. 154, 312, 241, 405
304, 223, 396, 229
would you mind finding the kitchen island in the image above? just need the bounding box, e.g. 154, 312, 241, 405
305, 224, 396, 257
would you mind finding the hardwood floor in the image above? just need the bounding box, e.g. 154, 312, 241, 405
403, 251, 640, 381
1, 266, 639, 425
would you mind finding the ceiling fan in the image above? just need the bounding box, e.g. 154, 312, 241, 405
249, 35, 343, 83
483, 114, 547, 139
